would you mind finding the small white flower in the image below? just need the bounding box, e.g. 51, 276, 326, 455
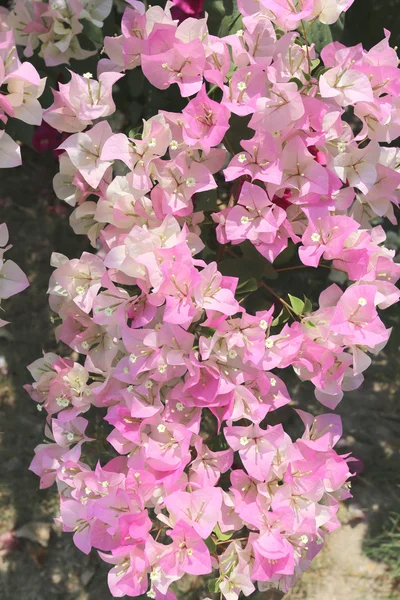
237, 81, 247, 91
148, 138, 157, 147
157, 424, 166, 433
145, 380, 153, 389
238, 153, 247, 163
129, 354, 137, 363
66, 432, 75, 443
260, 319, 268, 330
150, 568, 161, 581
186, 177, 196, 188
270, 377, 277, 387
104, 307, 113, 316
82, 341, 89, 350
170, 140, 179, 150
83, 72, 93, 79
37, 404, 43, 412
56, 396, 70, 407
240, 436, 249, 446
176, 402, 184, 411
236, 29, 244, 37
240, 215, 250, 225
265, 338, 274, 348
311, 233, 321, 242
228, 349, 237, 359
158, 364, 167, 374
358, 297, 367, 306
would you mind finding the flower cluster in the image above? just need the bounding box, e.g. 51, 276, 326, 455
17, 0, 400, 598
7, 0, 112, 66
0, 224, 29, 327
0, 21, 45, 167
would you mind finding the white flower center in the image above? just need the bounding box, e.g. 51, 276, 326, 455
186, 177, 196, 188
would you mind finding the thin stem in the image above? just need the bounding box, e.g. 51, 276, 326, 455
274, 265, 308, 273
300, 20, 312, 74
215, 536, 249, 545
259, 281, 299, 320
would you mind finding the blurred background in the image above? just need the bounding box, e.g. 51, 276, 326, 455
0, 0, 399, 599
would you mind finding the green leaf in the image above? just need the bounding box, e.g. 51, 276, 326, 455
205, 536, 217, 553
310, 58, 321, 71
314, 66, 331, 78
236, 278, 258, 296
288, 294, 305, 315
205, 0, 242, 37
214, 523, 233, 541
219, 5, 242, 37
80, 19, 104, 48
306, 20, 333, 54
330, 13, 346, 43
207, 577, 220, 594
128, 126, 143, 139
303, 296, 313, 314
289, 77, 303, 90
272, 308, 290, 327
